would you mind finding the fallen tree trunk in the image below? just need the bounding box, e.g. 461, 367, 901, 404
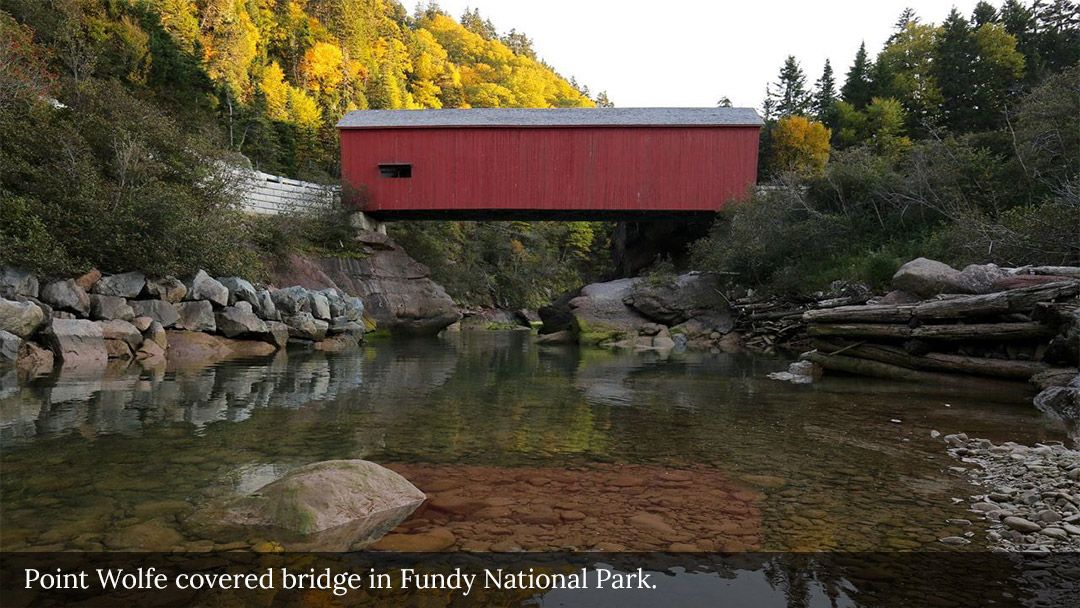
808, 321, 1054, 341
802, 350, 1034, 391
811, 339, 1049, 379
802, 280, 1080, 324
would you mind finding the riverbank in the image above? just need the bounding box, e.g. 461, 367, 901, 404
944, 434, 1080, 552
0, 266, 365, 373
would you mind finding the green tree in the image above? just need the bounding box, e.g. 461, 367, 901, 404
971, 1, 999, 26
766, 55, 811, 118
841, 42, 873, 109
875, 21, 942, 132
934, 8, 979, 132
813, 59, 837, 124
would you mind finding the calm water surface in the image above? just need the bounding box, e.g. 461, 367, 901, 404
0, 331, 1069, 556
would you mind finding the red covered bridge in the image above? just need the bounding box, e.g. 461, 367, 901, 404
337, 107, 762, 220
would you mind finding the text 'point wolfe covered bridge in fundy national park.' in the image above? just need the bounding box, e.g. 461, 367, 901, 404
336, 107, 763, 220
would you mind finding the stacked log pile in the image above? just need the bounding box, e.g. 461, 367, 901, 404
734, 291, 871, 352
801, 279, 1080, 384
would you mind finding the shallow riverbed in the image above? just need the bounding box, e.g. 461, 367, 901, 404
1, 331, 1069, 555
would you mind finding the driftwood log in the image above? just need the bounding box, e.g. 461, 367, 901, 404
807, 321, 1054, 341
802, 280, 1079, 324
811, 339, 1050, 379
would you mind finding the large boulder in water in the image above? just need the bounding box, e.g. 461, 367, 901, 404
623, 272, 731, 327
269, 232, 459, 335
195, 460, 426, 551
568, 278, 650, 346
44, 319, 107, 366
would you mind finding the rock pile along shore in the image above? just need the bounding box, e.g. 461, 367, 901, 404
944, 433, 1080, 552
0, 266, 365, 371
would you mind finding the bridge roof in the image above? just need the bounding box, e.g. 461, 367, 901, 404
337, 107, 763, 129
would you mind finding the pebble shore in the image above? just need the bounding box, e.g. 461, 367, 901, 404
944, 433, 1080, 552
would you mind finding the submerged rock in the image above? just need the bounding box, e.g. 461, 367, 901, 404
194, 460, 425, 551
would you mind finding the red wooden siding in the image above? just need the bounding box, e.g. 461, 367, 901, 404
339, 126, 759, 214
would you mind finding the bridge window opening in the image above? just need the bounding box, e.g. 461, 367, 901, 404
379, 163, 412, 178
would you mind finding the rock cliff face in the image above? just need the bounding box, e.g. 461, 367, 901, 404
269, 231, 460, 336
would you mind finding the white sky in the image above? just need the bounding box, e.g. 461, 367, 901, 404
433, 0, 985, 108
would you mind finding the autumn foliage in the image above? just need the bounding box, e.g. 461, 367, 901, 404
768, 116, 831, 175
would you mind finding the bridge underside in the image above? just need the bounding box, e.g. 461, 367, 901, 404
365, 209, 719, 222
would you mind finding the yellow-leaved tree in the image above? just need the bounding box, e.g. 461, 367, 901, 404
769, 116, 831, 175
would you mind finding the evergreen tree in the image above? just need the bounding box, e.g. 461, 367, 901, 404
841, 42, 874, 109
891, 7, 920, 41
972, 1, 999, 26
460, 7, 496, 39
767, 55, 812, 118
1001, 0, 1042, 82
812, 59, 837, 123
595, 91, 614, 107
934, 8, 979, 131
716, 96, 732, 107
1035, 0, 1080, 73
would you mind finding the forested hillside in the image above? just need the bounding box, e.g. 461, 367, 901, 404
2, 0, 593, 179
1, 0, 610, 304
695, 1, 1079, 295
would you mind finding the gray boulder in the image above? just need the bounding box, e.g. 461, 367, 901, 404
176, 300, 216, 332
215, 306, 269, 338
283, 312, 327, 341
44, 319, 107, 365
0, 268, 39, 299
89, 294, 135, 321
1034, 374, 1080, 430
0, 298, 45, 338
344, 296, 365, 322
97, 319, 143, 349
958, 263, 1009, 294
40, 279, 90, 316
268, 236, 457, 335
320, 289, 348, 317
308, 291, 332, 320
193, 460, 425, 550
145, 276, 188, 303
623, 272, 731, 327
129, 300, 180, 328
328, 316, 364, 337
184, 270, 228, 307
891, 258, 972, 298
264, 321, 291, 349
92, 272, 146, 298
219, 277, 259, 309
270, 286, 311, 316
256, 290, 279, 321
144, 320, 167, 349
567, 278, 650, 346
0, 329, 21, 362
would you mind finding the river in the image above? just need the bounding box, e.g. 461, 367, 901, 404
1, 331, 1074, 605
